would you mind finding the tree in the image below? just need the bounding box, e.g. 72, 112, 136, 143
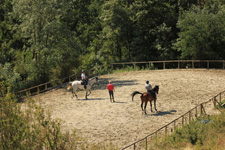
11, 0, 82, 84
99, 0, 133, 63
174, 0, 225, 59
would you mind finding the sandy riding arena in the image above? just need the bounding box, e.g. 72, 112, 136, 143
33, 69, 225, 148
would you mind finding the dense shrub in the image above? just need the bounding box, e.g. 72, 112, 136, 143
0, 84, 80, 150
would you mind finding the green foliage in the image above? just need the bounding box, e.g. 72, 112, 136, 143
1, 0, 225, 93
0, 82, 118, 149
0, 83, 82, 149
0, 63, 22, 92
112, 64, 152, 74
174, 0, 225, 60
150, 111, 225, 150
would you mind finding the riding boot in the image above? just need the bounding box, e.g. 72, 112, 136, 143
84, 84, 86, 89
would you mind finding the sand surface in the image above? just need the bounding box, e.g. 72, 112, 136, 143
33, 69, 225, 148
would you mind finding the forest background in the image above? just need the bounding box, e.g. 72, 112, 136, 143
1, 0, 225, 92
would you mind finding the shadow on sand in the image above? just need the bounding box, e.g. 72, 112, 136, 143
94, 77, 139, 90
110, 101, 127, 104
76, 98, 106, 101
147, 110, 177, 116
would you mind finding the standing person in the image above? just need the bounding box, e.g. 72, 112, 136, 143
107, 80, 115, 102
81, 70, 87, 89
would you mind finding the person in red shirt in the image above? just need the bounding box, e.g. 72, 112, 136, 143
106, 80, 115, 102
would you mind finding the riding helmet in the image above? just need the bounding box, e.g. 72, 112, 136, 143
146, 80, 149, 84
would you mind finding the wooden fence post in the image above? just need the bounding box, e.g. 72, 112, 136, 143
163, 62, 165, 69
195, 107, 198, 118
165, 126, 167, 136
200, 104, 203, 114
189, 111, 191, 123
207, 61, 209, 69
178, 62, 180, 69
213, 98, 216, 108
133, 63, 136, 70
182, 115, 184, 126
174, 120, 176, 131
145, 137, 148, 150
200, 104, 206, 114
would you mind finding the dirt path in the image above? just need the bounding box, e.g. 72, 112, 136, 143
33, 69, 225, 148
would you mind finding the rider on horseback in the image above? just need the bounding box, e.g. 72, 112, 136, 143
145, 80, 156, 100
81, 70, 88, 89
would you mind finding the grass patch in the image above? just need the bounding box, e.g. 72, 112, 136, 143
216, 99, 225, 109
149, 110, 225, 150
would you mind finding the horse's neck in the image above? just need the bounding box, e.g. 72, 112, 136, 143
88, 78, 95, 86
153, 87, 157, 92
153, 86, 158, 93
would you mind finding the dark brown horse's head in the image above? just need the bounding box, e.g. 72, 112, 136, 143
153, 85, 159, 94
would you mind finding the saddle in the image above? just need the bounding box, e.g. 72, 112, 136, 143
81, 79, 88, 85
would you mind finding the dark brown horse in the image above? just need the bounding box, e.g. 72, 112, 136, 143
131, 85, 159, 115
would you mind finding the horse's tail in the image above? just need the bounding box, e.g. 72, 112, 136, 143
67, 82, 72, 90
131, 91, 143, 101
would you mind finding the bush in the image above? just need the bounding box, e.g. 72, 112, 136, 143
0, 84, 81, 150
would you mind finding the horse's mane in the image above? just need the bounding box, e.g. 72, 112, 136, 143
88, 76, 98, 80
153, 85, 159, 90
153, 85, 159, 93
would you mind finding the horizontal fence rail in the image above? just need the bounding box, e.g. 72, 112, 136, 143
15, 72, 99, 99
15, 74, 77, 99
111, 60, 225, 70
121, 90, 225, 150
14, 60, 224, 99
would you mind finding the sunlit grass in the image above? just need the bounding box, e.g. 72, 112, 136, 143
148, 108, 225, 150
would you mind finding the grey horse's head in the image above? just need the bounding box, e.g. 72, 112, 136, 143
95, 77, 99, 86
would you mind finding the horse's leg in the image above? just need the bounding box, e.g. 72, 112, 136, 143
75, 87, 79, 99
87, 90, 91, 96
85, 91, 88, 99
73, 90, 78, 99
141, 101, 144, 111
75, 93, 78, 99
144, 102, 147, 115
71, 90, 74, 98
85, 89, 91, 99
71, 88, 77, 98
141, 96, 144, 113
154, 99, 157, 112
150, 101, 153, 112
